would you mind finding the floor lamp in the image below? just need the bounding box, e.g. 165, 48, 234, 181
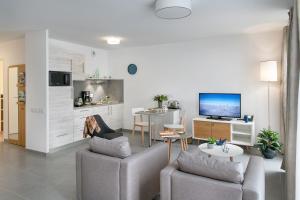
260, 61, 278, 130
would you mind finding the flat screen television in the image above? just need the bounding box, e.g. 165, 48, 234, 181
199, 93, 241, 119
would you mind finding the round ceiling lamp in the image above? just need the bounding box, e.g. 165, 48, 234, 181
155, 0, 192, 19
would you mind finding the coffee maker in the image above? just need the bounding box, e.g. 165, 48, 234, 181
81, 91, 92, 105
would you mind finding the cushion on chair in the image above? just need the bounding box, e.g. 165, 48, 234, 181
89, 136, 131, 158
134, 121, 149, 127
164, 124, 184, 129
177, 150, 244, 184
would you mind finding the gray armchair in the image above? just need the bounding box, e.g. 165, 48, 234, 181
160, 156, 265, 200
76, 143, 168, 200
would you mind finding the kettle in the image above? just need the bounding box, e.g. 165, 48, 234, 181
167, 100, 180, 109
74, 97, 83, 107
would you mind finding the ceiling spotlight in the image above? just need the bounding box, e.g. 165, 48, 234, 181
155, 0, 192, 19
106, 37, 121, 45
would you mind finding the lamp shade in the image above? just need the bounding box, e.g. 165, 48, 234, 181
260, 61, 278, 82
155, 0, 192, 19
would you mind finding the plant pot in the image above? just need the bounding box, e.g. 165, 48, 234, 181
261, 148, 277, 159
158, 101, 163, 108
207, 143, 214, 149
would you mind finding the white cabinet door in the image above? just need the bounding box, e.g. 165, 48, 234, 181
71, 53, 86, 81
73, 107, 94, 142
49, 46, 72, 72
49, 86, 74, 149
89, 106, 110, 126
109, 104, 123, 130
73, 104, 123, 142
49, 56, 72, 72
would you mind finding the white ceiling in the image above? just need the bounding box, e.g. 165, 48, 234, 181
0, 0, 290, 49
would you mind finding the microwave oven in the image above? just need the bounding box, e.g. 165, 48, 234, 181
49, 71, 71, 86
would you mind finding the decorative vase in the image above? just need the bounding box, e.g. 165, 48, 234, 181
158, 101, 163, 108
207, 143, 214, 149
261, 148, 277, 159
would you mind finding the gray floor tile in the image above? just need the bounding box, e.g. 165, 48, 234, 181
0, 131, 284, 200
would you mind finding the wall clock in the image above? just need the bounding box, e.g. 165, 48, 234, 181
128, 64, 137, 75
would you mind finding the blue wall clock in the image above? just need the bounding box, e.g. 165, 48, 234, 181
128, 64, 137, 75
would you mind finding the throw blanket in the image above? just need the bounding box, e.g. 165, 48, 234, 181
83, 116, 101, 138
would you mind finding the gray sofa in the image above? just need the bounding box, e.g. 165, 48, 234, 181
160, 156, 265, 200
76, 143, 168, 200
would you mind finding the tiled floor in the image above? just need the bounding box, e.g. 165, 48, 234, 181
0, 132, 285, 200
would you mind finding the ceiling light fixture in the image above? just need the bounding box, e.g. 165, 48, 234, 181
106, 37, 121, 45
155, 0, 192, 19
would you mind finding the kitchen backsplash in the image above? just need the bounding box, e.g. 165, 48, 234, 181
73, 79, 124, 103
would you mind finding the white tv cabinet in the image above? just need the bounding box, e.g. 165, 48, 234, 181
192, 118, 256, 146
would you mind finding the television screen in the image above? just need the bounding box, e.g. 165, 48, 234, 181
199, 93, 241, 118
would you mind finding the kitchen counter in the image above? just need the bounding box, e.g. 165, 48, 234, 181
73, 102, 123, 110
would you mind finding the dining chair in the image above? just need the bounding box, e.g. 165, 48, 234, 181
132, 108, 149, 145
164, 111, 186, 132
163, 111, 189, 152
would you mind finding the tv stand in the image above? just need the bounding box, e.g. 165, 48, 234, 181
206, 116, 232, 121
192, 117, 255, 146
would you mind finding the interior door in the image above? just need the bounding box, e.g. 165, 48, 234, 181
8, 64, 25, 146
8, 67, 19, 141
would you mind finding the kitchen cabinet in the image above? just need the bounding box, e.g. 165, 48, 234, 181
49, 86, 74, 149
71, 53, 86, 81
49, 41, 110, 80
49, 56, 72, 72
106, 104, 123, 130
73, 104, 123, 141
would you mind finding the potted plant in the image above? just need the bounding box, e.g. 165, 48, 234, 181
255, 129, 282, 159
153, 95, 168, 108
207, 137, 217, 149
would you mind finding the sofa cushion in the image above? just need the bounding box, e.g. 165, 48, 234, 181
89, 136, 131, 158
177, 150, 244, 184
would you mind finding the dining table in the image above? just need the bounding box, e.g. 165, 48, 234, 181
135, 108, 179, 147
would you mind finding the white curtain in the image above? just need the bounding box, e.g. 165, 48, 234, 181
280, 26, 288, 148
283, 1, 300, 199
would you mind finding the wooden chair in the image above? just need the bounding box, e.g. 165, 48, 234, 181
164, 112, 186, 132
132, 108, 149, 145
163, 112, 189, 154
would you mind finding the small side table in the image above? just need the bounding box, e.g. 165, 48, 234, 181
160, 132, 191, 162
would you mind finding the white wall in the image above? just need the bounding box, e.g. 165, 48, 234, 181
0, 39, 25, 139
25, 30, 49, 153
49, 39, 109, 78
109, 31, 283, 135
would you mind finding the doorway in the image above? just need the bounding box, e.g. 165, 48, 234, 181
8, 64, 25, 147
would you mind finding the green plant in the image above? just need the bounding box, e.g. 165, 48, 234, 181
207, 137, 217, 144
153, 95, 168, 102
255, 129, 282, 152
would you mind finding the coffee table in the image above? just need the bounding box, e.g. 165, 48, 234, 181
198, 143, 244, 162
